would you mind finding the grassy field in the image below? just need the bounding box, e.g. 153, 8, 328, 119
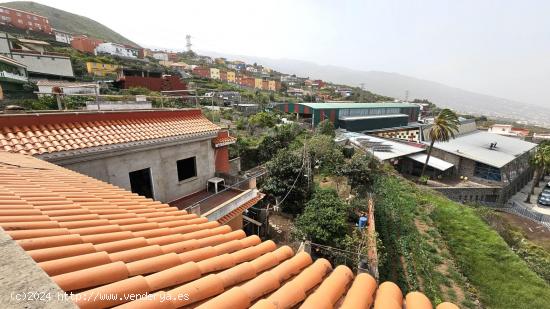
421, 188, 550, 309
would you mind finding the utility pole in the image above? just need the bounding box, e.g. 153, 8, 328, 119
405, 90, 409, 102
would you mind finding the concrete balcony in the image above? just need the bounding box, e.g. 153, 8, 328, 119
0, 71, 28, 83
169, 187, 260, 222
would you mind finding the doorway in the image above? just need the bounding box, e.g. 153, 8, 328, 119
129, 168, 154, 199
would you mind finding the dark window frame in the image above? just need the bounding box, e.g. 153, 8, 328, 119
177, 157, 197, 182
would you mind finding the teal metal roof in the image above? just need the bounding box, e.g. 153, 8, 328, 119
298, 102, 419, 109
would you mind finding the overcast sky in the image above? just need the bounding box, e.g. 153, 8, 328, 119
13, 0, 550, 106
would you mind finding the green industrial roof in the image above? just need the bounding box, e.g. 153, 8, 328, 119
298, 102, 419, 109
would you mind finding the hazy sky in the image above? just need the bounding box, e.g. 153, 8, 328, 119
12, 0, 550, 106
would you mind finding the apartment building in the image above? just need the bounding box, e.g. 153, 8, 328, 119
53, 28, 73, 44
0, 6, 52, 34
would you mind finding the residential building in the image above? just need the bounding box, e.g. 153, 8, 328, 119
239, 76, 255, 88
117, 68, 186, 92
53, 28, 73, 44
336, 88, 353, 97
215, 57, 226, 64
488, 124, 529, 139
424, 120, 537, 204
152, 52, 169, 61
254, 78, 262, 89
167, 52, 179, 62
85, 61, 120, 77
234, 61, 246, 71
138, 48, 152, 59
95, 42, 139, 58
70, 35, 104, 54
0, 32, 73, 78
312, 79, 326, 88
11, 38, 49, 52
210, 68, 220, 80
226, 70, 236, 83
220, 70, 227, 81
0, 110, 238, 203
159, 60, 173, 67
286, 87, 304, 97
274, 102, 420, 130
246, 65, 258, 73
0, 6, 52, 34
0, 148, 450, 308
0, 54, 28, 99
268, 80, 276, 91
192, 66, 210, 78
170, 62, 190, 71
36, 80, 98, 96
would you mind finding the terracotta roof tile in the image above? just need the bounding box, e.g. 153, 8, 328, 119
0, 110, 220, 156
0, 151, 457, 308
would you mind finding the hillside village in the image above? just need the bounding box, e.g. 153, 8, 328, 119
0, 2, 550, 309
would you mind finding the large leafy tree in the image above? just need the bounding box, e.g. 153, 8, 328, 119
525, 142, 550, 203
262, 148, 311, 214
316, 119, 336, 137
340, 153, 380, 196
420, 109, 460, 179
295, 188, 349, 246
308, 134, 344, 174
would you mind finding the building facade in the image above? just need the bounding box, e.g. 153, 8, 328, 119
0, 6, 52, 34
0, 54, 27, 99
53, 28, 73, 44
95, 42, 138, 58
192, 66, 210, 78
209, 68, 220, 80
275, 102, 420, 130
254, 78, 262, 89
70, 35, 104, 54
86, 61, 120, 77
226, 71, 236, 83
0, 32, 73, 78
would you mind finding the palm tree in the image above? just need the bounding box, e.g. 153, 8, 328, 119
420, 109, 460, 180
525, 143, 550, 203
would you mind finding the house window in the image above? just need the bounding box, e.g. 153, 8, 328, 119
16, 12, 21, 17
17, 19, 22, 23
33, 16, 37, 20
474, 162, 502, 182
176, 157, 197, 181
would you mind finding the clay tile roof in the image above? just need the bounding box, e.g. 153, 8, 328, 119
0, 110, 220, 156
212, 135, 237, 148
0, 151, 456, 308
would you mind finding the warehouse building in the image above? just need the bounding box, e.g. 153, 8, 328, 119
274, 102, 420, 131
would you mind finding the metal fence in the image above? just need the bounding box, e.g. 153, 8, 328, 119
499, 201, 550, 229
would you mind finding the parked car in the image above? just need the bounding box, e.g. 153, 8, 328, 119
538, 188, 550, 206
545, 181, 550, 189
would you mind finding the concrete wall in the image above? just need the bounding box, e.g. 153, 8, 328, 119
61, 139, 215, 203
11, 53, 74, 77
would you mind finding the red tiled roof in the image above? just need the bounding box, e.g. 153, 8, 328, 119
218, 194, 264, 225
0, 110, 220, 156
212, 135, 237, 147
0, 151, 457, 309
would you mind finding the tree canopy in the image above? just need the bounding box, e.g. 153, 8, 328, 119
295, 188, 350, 246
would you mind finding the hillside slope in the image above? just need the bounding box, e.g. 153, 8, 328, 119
1, 1, 139, 47
204, 51, 550, 128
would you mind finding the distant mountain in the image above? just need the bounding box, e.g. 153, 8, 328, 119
204, 51, 550, 127
1, 1, 139, 47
